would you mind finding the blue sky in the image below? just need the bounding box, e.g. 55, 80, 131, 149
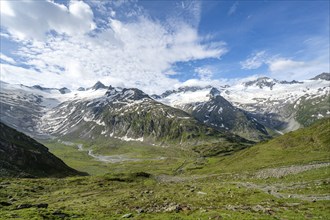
0, 0, 329, 93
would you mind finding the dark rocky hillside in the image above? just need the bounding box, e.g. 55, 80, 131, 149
0, 122, 86, 178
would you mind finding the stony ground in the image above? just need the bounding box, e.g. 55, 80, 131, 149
254, 163, 330, 179
1, 162, 329, 219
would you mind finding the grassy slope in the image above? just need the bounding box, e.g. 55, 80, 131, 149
0, 119, 329, 219
43, 118, 329, 177
42, 139, 197, 176
191, 118, 330, 174
0, 170, 328, 220
0, 169, 329, 219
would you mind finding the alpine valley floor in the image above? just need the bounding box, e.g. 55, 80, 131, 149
0, 119, 329, 219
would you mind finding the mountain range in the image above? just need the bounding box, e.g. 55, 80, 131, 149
154, 73, 329, 135
0, 72, 329, 219
1, 73, 329, 145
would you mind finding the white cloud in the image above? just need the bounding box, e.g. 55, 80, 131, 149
268, 59, 305, 73
179, 78, 224, 88
0, 0, 95, 40
0, 1, 227, 94
176, 1, 201, 27
0, 53, 16, 64
268, 58, 329, 80
240, 51, 267, 70
228, 2, 239, 16
0, 63, 63, 87
1, 1, 15, 17
241, 41, 329, 80
267, 36, 329, 80
195, 67, 213, 79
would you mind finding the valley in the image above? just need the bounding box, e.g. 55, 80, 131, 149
0, 74, 329, 219
1, 115, 329, 219
1, 1, 329, 219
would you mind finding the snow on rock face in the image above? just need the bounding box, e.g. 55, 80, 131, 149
221, 79, 330, 131
1, 75, 329, 139
243, 77, 278, 89
222, 80, 329, 112
159, 88, 212, 107
0, 81, 108, 137
117, 135, 144, 142
155, 86, 269, 141
154, 77, 329, 134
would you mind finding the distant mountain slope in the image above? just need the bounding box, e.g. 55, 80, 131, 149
0, 81, 251, 156
155, 86, 269, 141
1, 73, 328, 144
0, 81, 106, 137
295, 92, 330, 127
310, 72, 330, 81
216, 118, 330, 172
0, 122, 86, 178
222, 75, 330, 132
40, 86, 251, 153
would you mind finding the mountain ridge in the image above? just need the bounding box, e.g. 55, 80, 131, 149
0, 72, 328, 144
39, 85, 252, 155
155, 86, 270, 141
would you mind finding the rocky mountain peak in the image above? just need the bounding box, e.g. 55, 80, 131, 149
244, 77, 279, 89
177, 86, 208, 93
121, 88, 150, 100
31, 85, 58, 92
59, 87, 71, 94
310, 73, 330, 81
208, 87, 220, 98
157, 86, 212, 99
105, 85, 118, 96
105, 86, 150, 101
279, 80, 303, 84
32, 85, 47, 91
91, 81, 108, 90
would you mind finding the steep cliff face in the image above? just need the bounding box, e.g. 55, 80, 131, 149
0, 122, 86, 178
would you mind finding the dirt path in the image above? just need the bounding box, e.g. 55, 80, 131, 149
155, 162, 330, 201
155, 174, 217, 183
255, 162, 330, 178
238, 180, 330, 201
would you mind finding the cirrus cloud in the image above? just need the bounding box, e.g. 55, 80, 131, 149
240, 51, 268, 70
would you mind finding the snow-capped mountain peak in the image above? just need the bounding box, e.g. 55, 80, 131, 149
59, 87, 71, 94
243, 77, 279, 89
208, 87, 220, 98
105, 86, 150, 101
310, 72, 330, 81
0, 73, 329, 142
90, 81, 108, 90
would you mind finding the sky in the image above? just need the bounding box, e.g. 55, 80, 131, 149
0, 0, 329, 93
